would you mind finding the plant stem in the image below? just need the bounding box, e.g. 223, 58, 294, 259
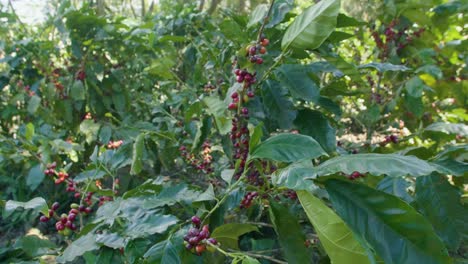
256, 0, 276, 43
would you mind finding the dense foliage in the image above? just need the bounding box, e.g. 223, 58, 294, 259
0, 0, 467, 263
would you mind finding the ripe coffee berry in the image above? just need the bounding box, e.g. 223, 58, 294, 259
39, 216, 49, 222
52, 202, 60, 211
191, 216, 201, 227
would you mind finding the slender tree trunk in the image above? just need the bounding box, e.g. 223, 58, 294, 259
207, 0, 221, 14
199, 0, 206, 11
238, 0, 245, 12
141, 0, 146, 18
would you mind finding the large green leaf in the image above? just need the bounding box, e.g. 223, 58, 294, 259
314, 154, 439, 177
249, 133, 327, 162
275, 64, 320, 103
358, 63, 411, 73
144, 240, 181, 264
294, 109, 336, 153
325, 179, 451, 264
262, 80, 297, 129
130, 133, 145, 175
4, 197, 48, 218
376, 177, 413, 203
26, 164, 45, 191
211, 223, 259, 250
271, 161, 318, 192
13, 235, 56, 257
281, 0, 340, 50
297, 191, 371, 264
269, 201, 313, 263
57, 233, 99, 263
414, 174, 468, 250
425, 122, 468, 137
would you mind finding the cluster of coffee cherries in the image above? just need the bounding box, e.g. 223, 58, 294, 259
184, 216, 218, 255
371, 19, 425, 59
380, 134, 399, 147
283, 189, 298, 200
348, 171, 365, 180
39, 202, 91, 236
245, 36, 269, 65
44, 162, 70, 185
107, 140, 123, 149
203, 82, 216, 93
179, 141, 214, 174
76, 70, 86, 81
240, 191, 258, 209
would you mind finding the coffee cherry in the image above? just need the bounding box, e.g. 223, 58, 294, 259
65, 220, 73, 228
259, 46, 266, 54
185, 243, 194, 250
189, 236, 201, 245
70, 203, 79, 209
236, 75, 244, 83
256, 57, 263, 64
195, 244, 206, 255
55, 222, 65, 231
207, 238, 218, 245
249, 46, 256, 56
241, 107, 249, 115
199, 230, 209, 240
228, 102, 238, 110
78, 205, 86, 212
84, 207, 92, 214
39, 216, 49, 222
191, 216, 201, 227
231, 92, 239, 99
261, 38, 269, 46
68, 213, 77, 221
51, 202, 60, 211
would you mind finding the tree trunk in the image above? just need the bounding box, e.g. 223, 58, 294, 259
199, 0, 206, 11
207, 0, 221, 14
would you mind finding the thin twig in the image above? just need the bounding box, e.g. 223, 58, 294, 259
256, 0, 276, 43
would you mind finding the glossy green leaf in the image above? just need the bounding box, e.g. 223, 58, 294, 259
242, 256, 261, 264
249, 122, 264, 150
27, 95, 41, 114
271, 161, 318, 192
336, 13, 366, 27
266, 0, 294, 28
298, 191, 371, 264
376, 177, 413, 203
212, 223, 259, 250
70, 81, 85, 100
4, 197, 48, 218
269, 201, 313, 263
144, 240, 181, 264
247, 4, 268, 28
314, 154, 439, 177
96, 233, 126, 249
13, 235, 56, 257
275, 64, 320, 102
26, 164, 44, 191
281, 0, 340, 50
425, 122, 468, 137
359, 62, 411, 72
262, 80, 297, 129
57, 233, 99, 263
130, 133, 145, 175
294, 109, 336, 153
25, 122, 35, 141
325, 179, 451, 264
249, 133, 327, 162
74, 169, 107, 182
414, 174, 468, 250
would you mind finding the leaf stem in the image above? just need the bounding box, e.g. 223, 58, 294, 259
256, 0, 276, 43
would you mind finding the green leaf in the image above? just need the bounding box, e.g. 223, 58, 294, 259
144, 240, 181, 264
96, 233, 126, 249
4, 197, 48, 218
297, 191, 371, 264
271, 161, 318, 192
294, 109, 336, 153
322, 55, 362, 82
25, 123, 35, 141
70, 81, 85, 100
269, 201, 313, 263
262, 80, 297, 129
74, 169, 107, 182
212, 223, 259, 250
358, 63, 411, 73
203, 96, 231, 135
266, 0, 294, 28
314, 154, 439, 177
242, 256, 261, 264
79, 119, 101, 144
336, 13, 366, 27
425, 122, 468, 137
27, 95, 41, 114
275, 65, 320, 102
376, 177, 413, 203
281, 0, 340, 50
414, 174, 468, 250
125, 213, 178, 239
130, 133, 145, 175
26, 164, 45, 191
249, 133, 327, 162
249, 122, 264, 150
247, 4, 268, 28
13, 235, 56, 257
57, 233, 99, 263
325, 179, 451, 264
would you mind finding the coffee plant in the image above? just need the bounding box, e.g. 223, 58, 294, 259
0, 0, 466, 263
